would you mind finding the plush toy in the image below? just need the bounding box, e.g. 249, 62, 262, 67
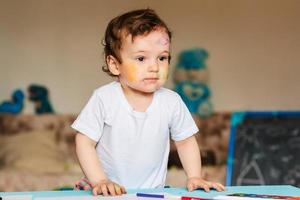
28, 84, 54, 114
176, 48, 208, 70
175, 81, 209, 113
173, 48, 209, 84
173, 48, 213, 118
0, 89, 25, 114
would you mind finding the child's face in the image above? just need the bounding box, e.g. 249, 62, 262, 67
113, 29, 170, 94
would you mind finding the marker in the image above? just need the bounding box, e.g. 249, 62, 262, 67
136, 193, 212, 200
136, 193, 165, 198
181, 197, 213, 200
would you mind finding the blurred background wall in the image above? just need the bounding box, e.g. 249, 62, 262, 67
1, 0, 300, 113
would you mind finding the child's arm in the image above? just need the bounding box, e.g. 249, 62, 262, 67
174, 135, 225, 192
75, 133, 126, 196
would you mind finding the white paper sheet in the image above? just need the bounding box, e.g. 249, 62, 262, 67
35, 193, 180, 200
1, 195, 32, 200
35, 194, 136, 200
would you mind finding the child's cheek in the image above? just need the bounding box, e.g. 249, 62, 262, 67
126, 64, 137, 82
159, 67, 169, 81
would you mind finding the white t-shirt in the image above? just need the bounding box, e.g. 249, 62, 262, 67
71, 81, 198, 189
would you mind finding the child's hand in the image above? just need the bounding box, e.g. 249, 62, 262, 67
74, 177, 93, 191
186, 177, 226, 192
91, 179, 126, 196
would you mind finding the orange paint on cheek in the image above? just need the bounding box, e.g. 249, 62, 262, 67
126, 64, 137, 81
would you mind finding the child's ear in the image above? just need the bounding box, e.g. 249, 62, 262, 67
106, 55, 120, 76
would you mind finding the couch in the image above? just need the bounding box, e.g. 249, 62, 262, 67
0, 113, 230, 191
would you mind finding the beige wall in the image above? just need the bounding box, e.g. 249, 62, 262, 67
1, 0, 300, 113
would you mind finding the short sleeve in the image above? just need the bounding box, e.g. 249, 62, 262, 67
170, 94, 199, 141
71, 91, 105, 142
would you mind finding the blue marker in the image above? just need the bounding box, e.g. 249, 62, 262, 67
136, 193, 165, 198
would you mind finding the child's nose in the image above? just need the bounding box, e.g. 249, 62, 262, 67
149, 61, 159, 72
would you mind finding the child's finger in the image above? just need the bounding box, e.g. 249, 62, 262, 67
92, 184, 103, 196
92, 187, 98, 196
76, 184, 84, 190
196, 182, 210, 192
120, 186, 127, 194
213, 183, 226, 191
74, 180, 81, 190
219, 183, 226, 191
107, 183, 116, 196
83, 185, 91, 190
100, 184, 109, 196
79, 180, 91, 190
114, 185, 122, 195
202, 184, 210, 192
187, 182, 195, 192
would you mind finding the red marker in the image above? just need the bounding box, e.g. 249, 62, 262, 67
181, 197, 213, 200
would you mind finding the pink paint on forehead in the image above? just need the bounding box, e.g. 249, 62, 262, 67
157, 37, 169, 45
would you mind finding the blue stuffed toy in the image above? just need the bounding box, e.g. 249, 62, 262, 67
0, 89, 25, 114
176, 48, 208, 70
173, 48, 213, 118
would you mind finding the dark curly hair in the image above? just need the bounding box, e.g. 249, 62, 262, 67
102, 8, 172, 76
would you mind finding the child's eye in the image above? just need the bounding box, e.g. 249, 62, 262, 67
159, 56, 169, 61
136, 56, 145, 62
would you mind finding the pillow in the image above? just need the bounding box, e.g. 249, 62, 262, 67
0, 130, 72, 174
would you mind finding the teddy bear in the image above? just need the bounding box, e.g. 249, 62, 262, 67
173, 48, 213, 118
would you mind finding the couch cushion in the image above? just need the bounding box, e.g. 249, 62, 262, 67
0, 130, 75, 174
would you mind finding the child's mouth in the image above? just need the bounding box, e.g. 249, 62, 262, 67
144, 78, 159, 83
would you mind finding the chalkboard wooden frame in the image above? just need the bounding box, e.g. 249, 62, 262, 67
226, 111, 300, 186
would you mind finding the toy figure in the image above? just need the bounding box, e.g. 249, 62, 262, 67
28, 84, 54, 114
0, 89, 25, 114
